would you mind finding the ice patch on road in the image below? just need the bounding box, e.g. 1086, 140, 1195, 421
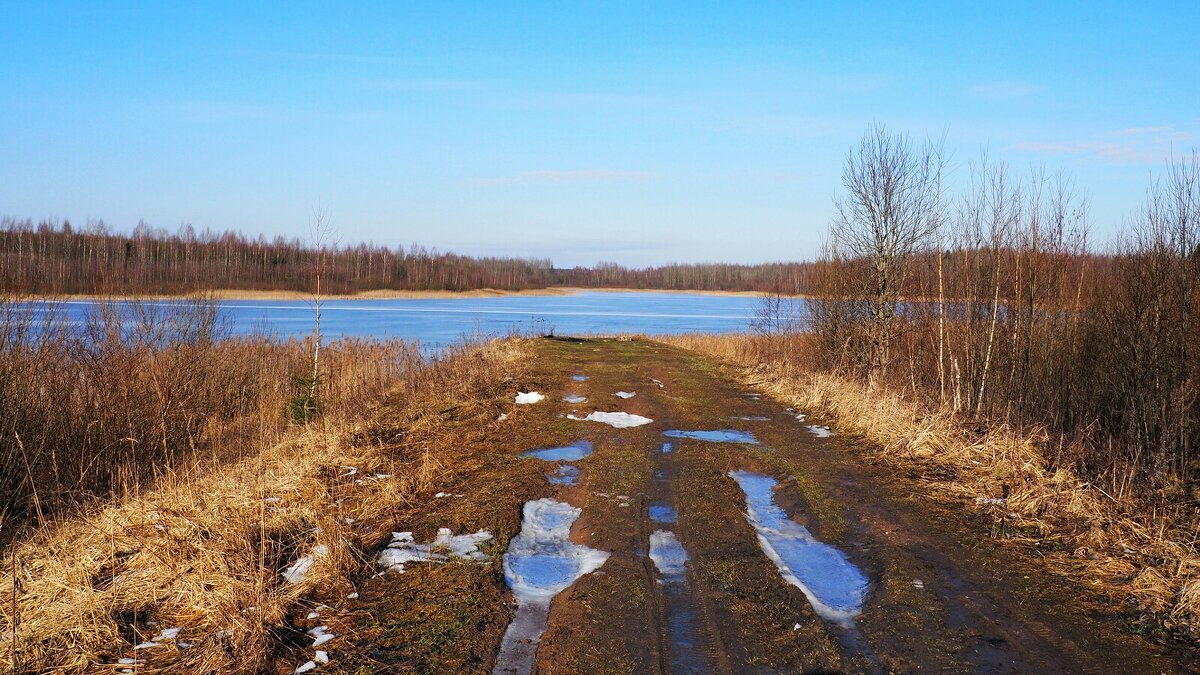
562, 394, 587, 404
649, 530, 689, 581
806, 425, 833, 437
494, 498, 609, 674
728, 470, 868, 626
568, 411, 653, 428
521, 439, 593, 462
663, 429, 758, 444
378, 529, 493, 573
515, 391, 544, 405
546, 464, 580, 486
615, 391, 636, 399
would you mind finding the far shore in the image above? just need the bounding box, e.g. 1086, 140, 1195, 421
12, 286, 809, 301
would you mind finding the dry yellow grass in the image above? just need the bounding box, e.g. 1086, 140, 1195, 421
659, 332, 1200, 640
0, 337, 527, 673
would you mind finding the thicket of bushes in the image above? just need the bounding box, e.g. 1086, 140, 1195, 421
0, 298, 424, 530
777, 126, 1199, 503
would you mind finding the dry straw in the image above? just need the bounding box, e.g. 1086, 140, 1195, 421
0, 337, 525, 673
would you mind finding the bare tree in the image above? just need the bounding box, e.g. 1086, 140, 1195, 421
831, 123, 944, 387
305, 205, 335, 420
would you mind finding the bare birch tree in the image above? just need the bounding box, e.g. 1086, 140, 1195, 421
831, 123, 943, 388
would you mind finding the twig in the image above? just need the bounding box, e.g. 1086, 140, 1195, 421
15, 433, 45, 528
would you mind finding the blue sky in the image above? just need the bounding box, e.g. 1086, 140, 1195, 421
2, 2, 1197, 266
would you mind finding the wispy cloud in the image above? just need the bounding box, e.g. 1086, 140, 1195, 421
1008, 123, 1199, 165
967, 81, 1046, 100
472, 169, 654, 187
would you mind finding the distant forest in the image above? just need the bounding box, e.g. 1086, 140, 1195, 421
0, 218, 816, 295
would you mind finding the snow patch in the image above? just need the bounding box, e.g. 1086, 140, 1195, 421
568, 411, 653, 428
728, 470, 868, 626
515, 391, 544, 404
649, 530, 690, 581
378, 529, 493, 573
562, 394, 587, 404
295, 661, 317, 673
282, 544, 330, 585
494, 498, 610, 674
806, 425, 833, 438
615, 391, 636, 399
308, 625, 336, 647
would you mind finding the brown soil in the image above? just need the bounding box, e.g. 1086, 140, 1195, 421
310, 337, 1187, 674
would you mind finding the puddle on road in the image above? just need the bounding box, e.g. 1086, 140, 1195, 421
649, 504, 677, 523
495, 499, 610, 675
728, 470, 868, 626
562, 394, 587, 404
571, 375, 589, 382
648, 531, 709, 673
521, 439, 593, 462
663, 429, 759, 444
660, 441, 673, 454
546, 465, 580, 486
732, 415, 771, 421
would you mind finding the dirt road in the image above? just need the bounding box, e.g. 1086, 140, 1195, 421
311, 337, 1182, 673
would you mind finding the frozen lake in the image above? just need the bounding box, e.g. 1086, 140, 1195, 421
33, 291, 805, 349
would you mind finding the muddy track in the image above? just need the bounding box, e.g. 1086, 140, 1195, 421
320, 337, 1184, 674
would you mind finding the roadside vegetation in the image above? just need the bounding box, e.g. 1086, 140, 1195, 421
0, 297, 424, 534
664, 126, 1200, 645
0, 295, 527, 672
